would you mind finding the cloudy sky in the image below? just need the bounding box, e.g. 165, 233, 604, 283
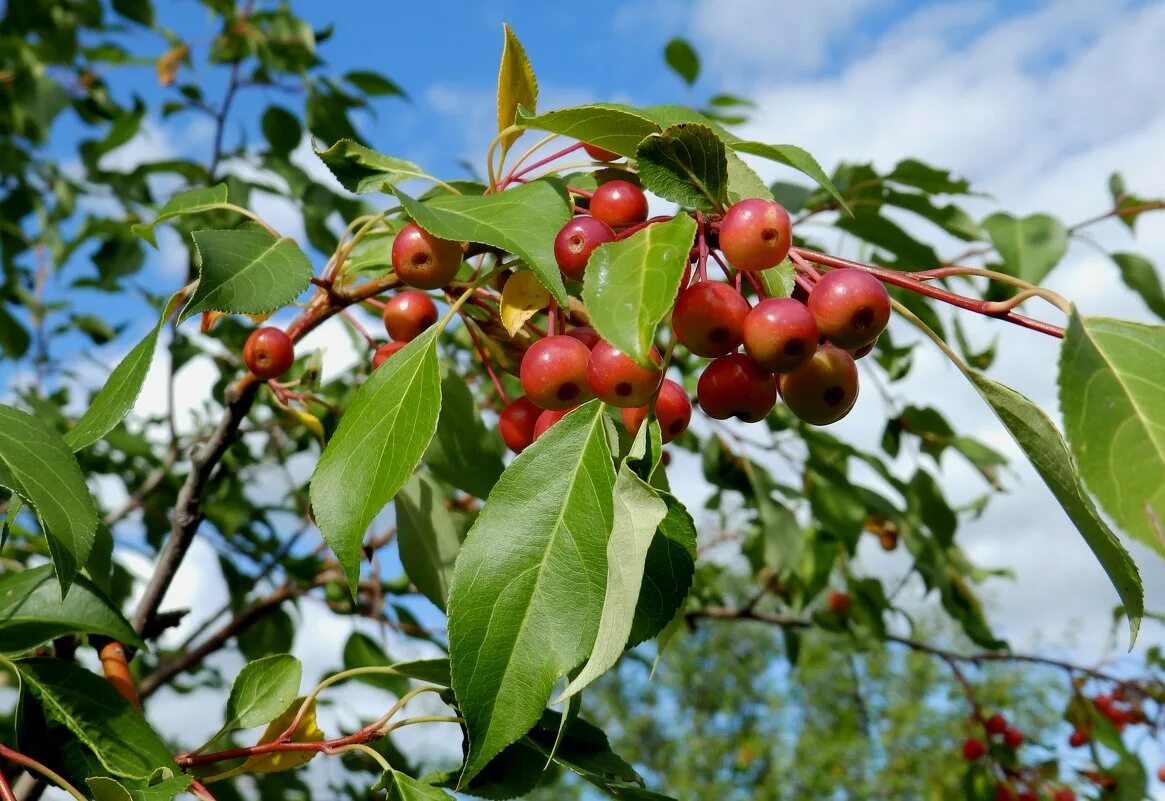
9, 0, 1165, 794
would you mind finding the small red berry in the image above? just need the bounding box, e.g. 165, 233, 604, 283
672, 281, 750, 358
390, 222, 463, 290
243, 327, 294, 379
589, 180, 648, 228
1017, 792, 1036, 801
382, 290, 438, 342
994, 784, 1017, 801
583, 142, 620, 161
778, 344, 859, 426
849, 338, 877, 360
807, 268, 891, 349
533, 407, 573, 440
371, 341, 406, 370
587, 340, 662, 407
718, 198, 792, 271
554, 217, 616, 281
520, 335, 593, 410
1068, 729, 1089, 748
565, 325, 601, 349
827, 591, 852, 615
1053, 790, 1075, 801
697, 354, 777, 423
962, 737, 986, 761
499, 397, 541, 454
1003, 728, 1024, 749
742, 298, 819, 373
985, 713, 1008, 736
621, 379, 692, 443
1156, 766, 1165, 783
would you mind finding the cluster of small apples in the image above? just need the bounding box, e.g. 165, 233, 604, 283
961, 713, 1070, 801
1067, 689, 1150, 749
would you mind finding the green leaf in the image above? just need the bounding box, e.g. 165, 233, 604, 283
1111, 252, 1165, 320
344, 70, 406, 98
342, 634, 410, 695
111, 0, 153, 25
1060, 312, 1165, 558
663, 38, 700, 85
376, 768, 456, 800
0, 405, 98, 593
65, 292, 181, 451
886, 159, 971, 194
981, 212, 1068, 284
516, 103, 660, 158
557, 424, 669, 702
743, 461, 802, 574
0, 565, 144, 652
963, 366, 1142, 638
224, 654, 301, 731
397, 471, 464, 613
17, 658, 174, 779
310, 327, 442, 591
395, 183, 571, 306
0, 304, 31, 359
496, 24, 538, 153
636, 123, 727, 210
131, 184, 230, 246
314, 139, 429, 194
883, 190, 983, 241
630, 494, 696, 647
88, 775, 192, 801
261, 105, 302, 156
729, 142, 849, 214
182, 229, 312, 322
388, 657, 451, 687
447, 401, 616, 781
583, 214, 696, 368
835, 211, 941, 268
425, 370, 505, 498
758, 258, 795, 298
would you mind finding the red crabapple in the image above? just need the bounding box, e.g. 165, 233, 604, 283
533, 407, 573, 440
243, 327, 294, 379
807, 268, 890, 349
827, 591, 852, 615
499, 397, 541, 453
672, 281, 750, 357
621, 379, 692, 443
985, 713, 1008, 736
390, 222, 463, 290
520, 335, 593, 410
1003, 728, 1024, 749
586, 340, 662, 407
718, 198, 792, 271
382, 290, 438, 342
583, 142, 620, 161
778, 344, 859, 426
565, 325, 601, 349
742, 297, 819, 373
371, 341, 406, 370
554, 216, 616, 281
962, 738, 986, 761
696, 354, 777, 423
589, 180, 648, 228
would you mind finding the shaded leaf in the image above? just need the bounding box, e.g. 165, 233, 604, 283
224, 654, 301, 731
342, 633, 409, 696
426, 371, 505, 499
636, 123, 727, 210
377, 769, 456, 800
663, 38, 700, 85
182, 229, 312, 322
1111, 252, 1165, 320
132, 184, 229, 246
314, 140, 429, 194
730, 141, 849, 214
982, 212, 1067, 284
397, 471, 464, 612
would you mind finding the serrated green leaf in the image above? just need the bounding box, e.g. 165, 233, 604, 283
729, 141, 849, 214
886, 159, 971, 194
66, 292, 180, 451
395, 183, 571, 306
88, 775, 192, 801
224, 653, 301, 731
342, 633, 410, 695
377, 769, 456, 800
516, 103, 660, 158
1111, 252, 1165, 320
182, 229, 312, 322
17, 658, 174, 779
397, 471, 464, 613
558, 424, 669, 702
0, 405, 98, 593
131, 184, 229, 246
0, 565, 144, 652
314, 139, 429, 194
630, 494, 696, 646
636, 123, 727, 210
448, 401, 616, 781
426, 370, 505, 498
583, 214, 696, 368
961, 363, 1142, 639
758, 258, 795, 298
883, 190, 983, 241
1060, 312, 1165, 559
311, 326, 441, 591
981, 212, 1067, 284
496, 24, 538, 153
663, 38, 699, 85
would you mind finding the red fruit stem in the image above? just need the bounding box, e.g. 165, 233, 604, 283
696, 211, 709, 283
339, 309, 377, 347
709, 248, 732, 282
500, 141, 584, 188
462, 314, 509, 403
791, 247, 1065, 339
566, 186, 594, 199
793, 270, 816, 296
0, 765, 15, 801
547, 298, 558, 335
615, 215, 675, 240
787, 249, 821, 280
742, 270, 764, 297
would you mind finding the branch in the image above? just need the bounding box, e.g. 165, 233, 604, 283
687, 606, 1124, 682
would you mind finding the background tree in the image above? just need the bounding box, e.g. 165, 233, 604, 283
0, 3, 1163, 801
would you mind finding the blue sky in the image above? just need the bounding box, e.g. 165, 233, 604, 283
10, 0, 1165, 789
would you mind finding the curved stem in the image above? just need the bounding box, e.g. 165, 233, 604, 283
221, 203, 280, 239
982, 287, 1070, 316
0, 745, 87, 801
327, 743, 392, 772
380, 715, 464, 736
912, 265, 1072, 313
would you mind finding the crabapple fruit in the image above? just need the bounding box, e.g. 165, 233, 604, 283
621, 379, 692, 443
499, 397, 541, 454
718, 198, 792, 271
520, 335, 593, 410
586, 340, 662, 407
778, 344, 859, 426
243, 327, 295, 379
697, 354, 777, 423
390, 222, 463, 290
533, 407, 573, 440
807, 268, 890, 349
589, 179, 648, 228
382, 290, 438, 342
554, 216, 616, 281
371, 341, 406, 370
672, 281, 750, 357
742, 297, 819, 373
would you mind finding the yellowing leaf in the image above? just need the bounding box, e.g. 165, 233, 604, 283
500, 271, 549, 337
496, 24, 537, 153
284, 407, 324, 444
247, 310, 275, 325
241, 698, 324, 774
156, 44, 189, 87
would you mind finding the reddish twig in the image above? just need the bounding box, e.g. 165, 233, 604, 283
463, 315, 509, 403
